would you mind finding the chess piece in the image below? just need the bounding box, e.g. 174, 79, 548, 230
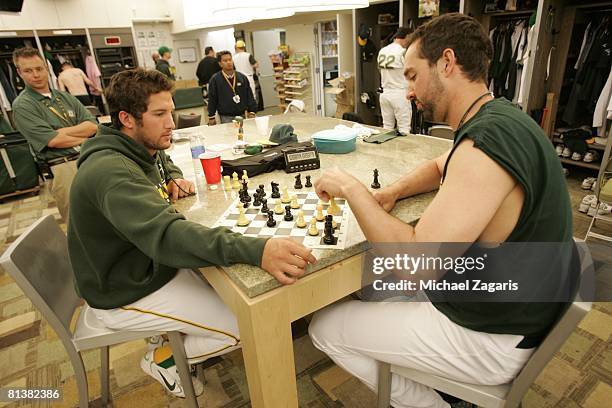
257, 184, 266, 197
238, 191, 250, 208
325, 213, 337, 229
236, 203, 250, 226
316, 204, 325, 221
271, 182, 280, 198
253, 192, 262, 206
274, 199, 284, 214
281, 186, 291, 203
284, 205, 294, 221
371, 169, 381, 189
308, 218, 319, 236
266, 210, 276, 227
290, 195, 300, 209
323, 222, 336, 245
261, 198, 269, 213
294, 174, 303, 189
242, 170, 249, 186
327, 196, 340, 215
223, 175, 232, 191
296, 210, 306, 228
305, 175, 312, 188
232, 172, 240, 190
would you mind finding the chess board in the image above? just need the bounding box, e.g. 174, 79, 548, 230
213, 190, 351, 249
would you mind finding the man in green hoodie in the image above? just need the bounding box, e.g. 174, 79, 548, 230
67, 68, 316, 398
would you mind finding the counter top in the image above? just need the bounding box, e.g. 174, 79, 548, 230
167, 113, 451, 298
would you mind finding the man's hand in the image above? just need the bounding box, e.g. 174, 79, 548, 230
314, 167, 363, 202
247, 112, 256, 119
208, 117, 217, 126
373, 187, 400, 212
261, 238, 317, 285
166, 178, 195, 202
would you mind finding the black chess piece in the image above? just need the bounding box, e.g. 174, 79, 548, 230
284, 205, 294, 221
261, 198, 269, 213
266, 210, 277, 227
258, 184, 266, 197
253, 192, 262, 206
305, 175, 312, 188
242, 187, 251, 202
294, 174, 303, 189
271, 182, 280, 198
371, 169, 381, 189
323, 222, 337, 245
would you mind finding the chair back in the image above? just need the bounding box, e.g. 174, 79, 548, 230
428, 125, 454, 140
0, 215, 81, 339
503, 241, 592, 406
177, 113, 202, 129
84, 105, 102, 117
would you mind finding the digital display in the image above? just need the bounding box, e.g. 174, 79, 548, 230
287, 150, 317, 162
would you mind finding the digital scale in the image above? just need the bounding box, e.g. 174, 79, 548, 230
282, 145, 320, 173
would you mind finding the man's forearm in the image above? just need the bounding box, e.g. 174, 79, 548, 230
389, 158, 442, 200
47, 133, 88, 148
57, 121, 97, 139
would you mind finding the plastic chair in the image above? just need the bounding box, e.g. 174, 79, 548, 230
0, 215, 199, 408
177, 113, 202, 129
84, 105, 102, 117
376, 242, 592, 408
428, 125, 454, 140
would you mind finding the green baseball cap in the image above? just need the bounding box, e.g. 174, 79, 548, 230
158, 46, 172, 55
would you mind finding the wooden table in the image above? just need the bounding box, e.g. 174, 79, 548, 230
169, 113, 451, 407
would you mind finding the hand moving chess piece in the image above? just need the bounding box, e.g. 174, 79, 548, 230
290, 195, 300, 209
308, 218, 319, 236
232, 171, 240, 190
327, 195, 340, 215
305, 175, 312, 188
281, 185, 291, 203
284, 205, 294, 221
296, 210, 306, 228
223, 175, 232, 191
266, 210, 276, 227
274, 199, 284, 214
316, 204, 325, 221
294, 174, 303, 189
236, 202, 250, 226
371, 169, 381, 189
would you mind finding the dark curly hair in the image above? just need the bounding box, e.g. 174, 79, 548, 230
406, 13, 493, 84
105, 68, 174, 129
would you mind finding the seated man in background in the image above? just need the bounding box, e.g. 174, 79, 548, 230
311, 13, 574, 408
207, 51, 257, 125
12, 47, 97, 220
67, 68, 316, 398
57, 61, 102, 106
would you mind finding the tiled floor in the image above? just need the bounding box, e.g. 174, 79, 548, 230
0, 125, 610, 407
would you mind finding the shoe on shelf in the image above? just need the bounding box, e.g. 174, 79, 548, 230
140, 349, 204, 398
583, 150, 599, 163
598, 203, 612, 216
571, 152, 583, 161
555, 144, 564, 156
579, 194, 597, 213
587, 199, 599, 216
147, 335, 168, 351
592, 180, 598, 192
562, 167, 569, 177
581, 177, 597, 190
562, 147, 572, 158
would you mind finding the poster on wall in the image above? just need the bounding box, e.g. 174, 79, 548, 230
419, 0, 439, 17
147, 31, 158, 47
178, 47, 197, 63
136, 31, 147, 48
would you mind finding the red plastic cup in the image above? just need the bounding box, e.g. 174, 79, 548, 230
199, 152, 221, 185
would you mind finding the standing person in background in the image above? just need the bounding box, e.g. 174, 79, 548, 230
378, 27, 413, 135
57, 61, 102, 106
207, 51, 257, 125
151, 51, 160, 67
233, 40, 258, 104
155, 46, 176, 80
196, 46, 221, 87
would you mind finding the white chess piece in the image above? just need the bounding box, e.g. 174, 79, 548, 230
296, 210, 306, 228
231, 172, 240, 190
308, 218, 318, 236
327, 196, 340, 216
316, 204, 325, 221
281, 186, 291, 204
290, 195, 300, 209
274, 199, 284, 214
236, 202, 250, 226
223, 175, 232, 191
242, 170, 249, 187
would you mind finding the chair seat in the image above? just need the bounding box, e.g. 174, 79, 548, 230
390, 365, 510, 408
72, 305, 162, 352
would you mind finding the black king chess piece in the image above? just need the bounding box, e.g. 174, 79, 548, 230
371, 169, 381, 189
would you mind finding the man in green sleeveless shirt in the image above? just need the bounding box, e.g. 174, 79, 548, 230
310, 13, 574, 408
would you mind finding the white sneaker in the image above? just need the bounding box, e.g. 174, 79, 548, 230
147, 335, 168, 351
583, 151, 599, 163
562, 147, 572, 158
571, 152, 583, 161
587, 200, 599, 217
579, 194, 596, 213
555, 144, 564, 156
598, 203, 612, 216
140, 350, 204, 398
581, 177, 596, 190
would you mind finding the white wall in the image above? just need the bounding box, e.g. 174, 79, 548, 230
0, 0, 171, 29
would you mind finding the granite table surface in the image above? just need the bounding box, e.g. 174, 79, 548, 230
167, 113, 452, 298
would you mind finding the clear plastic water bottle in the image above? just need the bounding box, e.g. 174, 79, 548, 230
189, 133, 205, 179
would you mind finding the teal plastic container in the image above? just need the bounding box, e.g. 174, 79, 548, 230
311, 129, 358, 154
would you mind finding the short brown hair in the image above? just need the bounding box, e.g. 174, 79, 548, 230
406, 13, 493, 83
12, 47, 43, 67
105, 68, 174, 129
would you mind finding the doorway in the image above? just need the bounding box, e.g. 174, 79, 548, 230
251, 30, 283, 109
